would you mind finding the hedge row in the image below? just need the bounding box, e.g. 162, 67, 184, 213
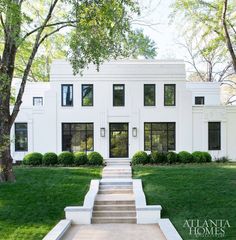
132, 150, 212, 165
23, 151, 103, 166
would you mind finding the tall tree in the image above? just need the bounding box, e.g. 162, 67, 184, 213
0, 0, 157, 182
171, 0, 236, 73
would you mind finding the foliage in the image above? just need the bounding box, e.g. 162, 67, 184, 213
42, 152, 58, 166
215, 156, 230, 162
74, 152, 88, 166
23, 152, 43, 166
167, 151, 178, 164
58, 152, 74, 166
132, 151, 148, 165
0, 166, 101, 240
178, 151, 192, 163
192, 151, 207, 163
202, 152, 212, 162
87, 152, 103, 165
150, 151, 167, 164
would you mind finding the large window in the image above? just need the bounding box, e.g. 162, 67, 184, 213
113, 84, 125, 106
208, 122, 221, 150
144, 84, 155, 106
33, 97, 43, 106
62, 123, 93, 152
15, 123, 28, 151
164, 84, 176, 106
144, 122, 175, 152
82, 84, 93, 106
61, 84, 73, 106
195, 96, 205, 105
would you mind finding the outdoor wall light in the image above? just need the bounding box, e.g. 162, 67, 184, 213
132, 127, 137, 137
100, 128, 105, 137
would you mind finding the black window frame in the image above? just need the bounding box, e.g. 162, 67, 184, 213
82, 84, 93, 107
113, 84, 125, 107
164, 84, 176, 106
144, 84, 156, 106
195, 96, 205, 105
15, 123, 28, 152
33, 97, 43, 106
144, 122, 176, 152
62, 123, 94, 152
208, 122, 221, 150
61, 84, 73, 107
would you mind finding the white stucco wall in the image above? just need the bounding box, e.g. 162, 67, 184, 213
10, 60, 236, 161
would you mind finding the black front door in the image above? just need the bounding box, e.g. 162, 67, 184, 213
109, 123, 129, 158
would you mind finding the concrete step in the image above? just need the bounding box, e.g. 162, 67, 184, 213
94, 205, 136, 211
102, 175, 131, 179
91, 217, 136, 224
93, 211, 136, 217
103, 171, 131, 174
100, 181, 132, 186
95, 200, 135, 205
98, 189, 133, 194
99, 185, 133, 190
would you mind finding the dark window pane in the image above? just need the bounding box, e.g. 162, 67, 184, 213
113, 84, 125, 106
195, 96, 205, 105
208, 122, 221, 150
62, 84, 73, 106
144, 122, 175, 151
144, 84, 155, 106
164, 84, 175, 106
15, 123, 28, 151
82, 84, 93, 106
33, 97, 43, 106
62, 123, 93, 151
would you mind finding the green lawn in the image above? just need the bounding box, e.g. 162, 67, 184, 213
133, 163, 236, 240
0, 166, 101, 240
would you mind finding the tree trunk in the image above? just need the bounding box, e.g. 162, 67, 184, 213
222, 0, 236, 72
0, 122, 15, 182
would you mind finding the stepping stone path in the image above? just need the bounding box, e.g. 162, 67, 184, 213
92, 159, 136, 224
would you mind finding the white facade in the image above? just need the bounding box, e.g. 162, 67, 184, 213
11, 60, 236, 161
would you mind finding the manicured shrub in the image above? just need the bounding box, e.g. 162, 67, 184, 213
42, 152, 58, 166
87, 152, 103, 165
167, 152, 178, 164
74, 152, 88, 166
150, 151, 167, 164
132, 151, 148, 165
23, 152, 43, 166
178, 151, 192, 163
202, 152, 212, 162
192, 151, 206, 163
58, 152, 74, 166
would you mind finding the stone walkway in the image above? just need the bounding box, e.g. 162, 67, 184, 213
61, 159, 167, 239
61, 224, 166, 240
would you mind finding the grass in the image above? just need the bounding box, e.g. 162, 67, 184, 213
133, 163, 236, 240
0, 166, 101, 240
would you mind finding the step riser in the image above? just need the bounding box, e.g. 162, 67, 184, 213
103, 176, 131, 179
94, 206, 136, 211
99, 185, 132, 189
93, 212, 136, 217
91, 218, 136, 224
98, 190, 133, 194
95, 201, 135, 205
100, 182, 132, 186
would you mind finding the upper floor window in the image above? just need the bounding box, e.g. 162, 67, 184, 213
208, 122, 221, 150
61, 84, 73, 106
113, 84, 125, 106
195, 96, 205, 105
33, 97, 43, 106
82, 84, 93, 106
15, 123, 28, 151
144, 84, 155, 106
164, 84, 176, 106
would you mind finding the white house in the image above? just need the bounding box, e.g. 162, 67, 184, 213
11, 59, 236, 162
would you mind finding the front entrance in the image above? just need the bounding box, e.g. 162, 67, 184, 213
109, 123, 129, 158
